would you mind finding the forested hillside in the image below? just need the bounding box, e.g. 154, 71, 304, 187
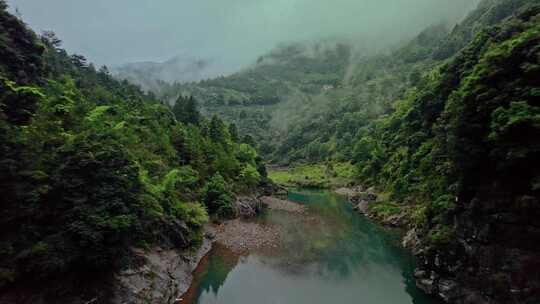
153, 41, 353, 157
139, 0, 540, 302
155, 38, 434, 160
2, 0, 540, 303
150, 0, 536, 166
0, 1, 265, 296
354, 4, 540, 303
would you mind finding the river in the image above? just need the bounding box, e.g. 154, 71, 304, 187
182, 189, 442, 304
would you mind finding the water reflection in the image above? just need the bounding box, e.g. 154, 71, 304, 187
184, 189, 441, 304
181, 244, 240, 303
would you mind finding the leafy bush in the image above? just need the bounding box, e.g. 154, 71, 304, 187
427, 225, 455, 246
240, 164, 261, 186
368, 201, 401, 219
203, 174, 235, 218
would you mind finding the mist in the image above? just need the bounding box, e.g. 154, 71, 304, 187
8, 0, 479, 74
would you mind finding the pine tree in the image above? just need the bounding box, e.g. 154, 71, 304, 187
173, 95, 200, 125
209, 115, 227, 143
228, 123, 239, 142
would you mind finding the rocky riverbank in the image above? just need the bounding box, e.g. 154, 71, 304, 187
336, 186, 444, 299
113, 232, 214, 304
336, 185, 540, 304
336, 186, 456, 301
213, 196, 306, 254
114, 192, 307, 304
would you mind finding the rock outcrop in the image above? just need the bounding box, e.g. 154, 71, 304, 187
413, 193, 540, 304
112, 232, 214, 304
336, 186, 378, 215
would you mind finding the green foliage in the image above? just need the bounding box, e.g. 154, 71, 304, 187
0, 5, 264, 286
203, 174, 235, 218
489, 101, 540, 142
172, 202, 208, 229
268, 162, 355, 188
427, 225, 455, 246
368, 201, 401, 219
173, 95, 200, 125
240, 164, 261, 186
0, 3, 44, 83
85, 105, 111, 122
348, 4, 540, 251
228, 123, 239, 142
236, 143, 258, 165
209, 115, 230, 144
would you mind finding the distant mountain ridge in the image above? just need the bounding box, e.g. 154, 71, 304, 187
112, 54, 226, 91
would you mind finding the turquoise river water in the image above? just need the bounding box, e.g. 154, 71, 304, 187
183, 189, 442, 304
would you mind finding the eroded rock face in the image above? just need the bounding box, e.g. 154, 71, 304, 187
112, 235, 213, 304
403, 228, 423, 255
414, 193, 540, 304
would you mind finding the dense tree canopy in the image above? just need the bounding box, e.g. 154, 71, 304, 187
0, 3, 265, 288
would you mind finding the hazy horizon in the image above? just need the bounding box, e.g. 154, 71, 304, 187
8, 0, 479, 74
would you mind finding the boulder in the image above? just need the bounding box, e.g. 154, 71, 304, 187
235, 196, 265, 218
402, 228, 423, 255
353, 200, 370, 214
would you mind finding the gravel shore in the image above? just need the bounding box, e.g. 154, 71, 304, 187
260, 196, 306, 213
213, 196, 305, 254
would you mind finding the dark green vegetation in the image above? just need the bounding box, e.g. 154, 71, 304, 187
0, 1, 265, 290
2, 0, 540, 302
354, 2, 540, 241
148, 0, 540, 302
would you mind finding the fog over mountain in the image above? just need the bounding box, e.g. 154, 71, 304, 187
9, 0, 478, 77
111, 54, 224, 91
1, 1, 539, 304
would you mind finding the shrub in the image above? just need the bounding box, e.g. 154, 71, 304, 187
240, 164, 261, 186
202, 173, 235, 218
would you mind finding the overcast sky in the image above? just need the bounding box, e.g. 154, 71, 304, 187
7, 0, 479, 72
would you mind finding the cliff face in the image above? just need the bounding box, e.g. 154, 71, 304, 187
415, 191, 540, 303
410, 5, 540, 303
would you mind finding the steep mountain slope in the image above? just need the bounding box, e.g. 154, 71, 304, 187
355, 5, 540, 303
0, 2, 266, 302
